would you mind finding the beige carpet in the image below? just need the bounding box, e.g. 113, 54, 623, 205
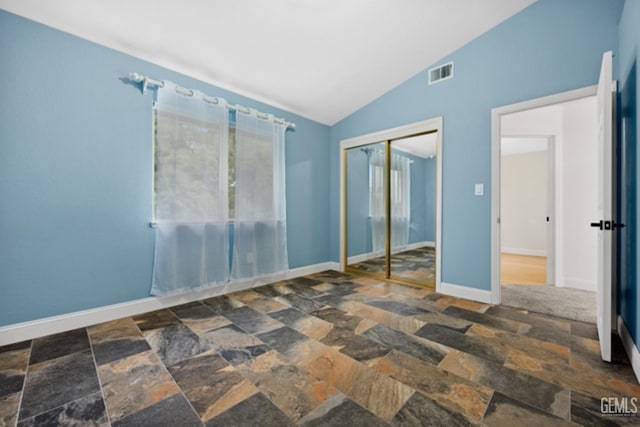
501, 284, 596, 324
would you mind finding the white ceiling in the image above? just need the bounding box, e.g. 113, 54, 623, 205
500, 95, 596, 155
0, 0, 537, 125
394, 133, 437, 159
501, 137, 548, 156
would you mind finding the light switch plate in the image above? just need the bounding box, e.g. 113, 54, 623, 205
475, 183, 484, 196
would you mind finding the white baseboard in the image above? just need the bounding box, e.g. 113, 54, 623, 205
0, 261, 339, 346
348, 251, 385, 265
502, 248, 547, 257
347, 241, 435, 264
406, 241, 435, 250
438, 281, 493, 304
556, 277, 596, 292
617, 315, 640, 384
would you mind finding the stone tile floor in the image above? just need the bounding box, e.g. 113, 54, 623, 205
349, 247, 435, 285
1, 270, 639, 426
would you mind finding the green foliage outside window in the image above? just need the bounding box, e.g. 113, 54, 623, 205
154, 110, 275, 222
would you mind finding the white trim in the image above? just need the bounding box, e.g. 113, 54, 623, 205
0, 261, 339, 346
501, 248, 547, 257
347, 241, 435, 264
406, 241, 436, 250
502, 132, 559, 139
546, 136, 557, 287
340, 145, 347, 272
348, 251, 384, 265
341, 117, 443, 149
491, 85, 598, 305
557, 277, 596, 291
340, 116, 443, 291
435, 122, 443, 290
439, 282, 494, 304
617, 315, 640, 383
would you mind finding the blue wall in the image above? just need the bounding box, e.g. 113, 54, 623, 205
0, 11, 330, 326
618, 0, 640, 354
345, 146, 373, 257
411, 155, 437, 244
329, 0, 624, 291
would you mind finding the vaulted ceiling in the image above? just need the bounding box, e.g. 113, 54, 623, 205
0, 0, 537, 125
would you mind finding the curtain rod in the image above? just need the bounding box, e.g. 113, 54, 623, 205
129, 72, 296, 129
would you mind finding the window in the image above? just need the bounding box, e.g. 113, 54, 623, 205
150, 81, 288, 294
153, 122, 273, 223
150, 82, 229, 295
367, 148, 411, 251
231, 125, 276, 221
153, 109, 227, 223
231, 109, 287, 279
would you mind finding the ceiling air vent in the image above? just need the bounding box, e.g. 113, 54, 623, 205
428, 62, 454, 85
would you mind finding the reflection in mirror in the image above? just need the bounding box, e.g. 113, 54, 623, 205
389, 133, 437, 286
345, 132, 437, 287
346, 142, 386, 276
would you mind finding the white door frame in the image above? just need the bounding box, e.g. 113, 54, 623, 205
491, 86, 597, 304
499, 134, 556, 285
546, 136, 556, 285
340, 117, 443, 290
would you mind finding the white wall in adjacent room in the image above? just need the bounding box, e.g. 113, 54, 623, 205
501, 150, 548, 256
501, 96, 597, 291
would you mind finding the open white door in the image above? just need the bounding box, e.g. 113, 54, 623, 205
594, 51, 614, 362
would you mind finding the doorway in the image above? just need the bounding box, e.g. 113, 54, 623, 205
500, 135, 554, 287
340, 117, 443, 289
491, 87, 599, 323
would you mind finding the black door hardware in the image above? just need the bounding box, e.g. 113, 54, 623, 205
590, 220, 625, 230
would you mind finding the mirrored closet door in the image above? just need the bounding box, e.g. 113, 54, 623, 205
341, 122, 441, 289
345, 142, 387, 277
389, 134, 437, 286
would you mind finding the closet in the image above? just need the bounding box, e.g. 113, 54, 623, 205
340, 118, 442, 288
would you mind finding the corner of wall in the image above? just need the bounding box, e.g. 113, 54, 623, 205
618, 315, 640, 383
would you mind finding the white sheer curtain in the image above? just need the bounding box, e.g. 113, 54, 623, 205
232, 109, 288, 279
369, 149, 386, 253
369, 149, 411, 253
151, 81, 229, 295
391, 152, 411, 250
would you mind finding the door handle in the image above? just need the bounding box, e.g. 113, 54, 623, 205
613, 221, 626, 229
590, 220, 603, 230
